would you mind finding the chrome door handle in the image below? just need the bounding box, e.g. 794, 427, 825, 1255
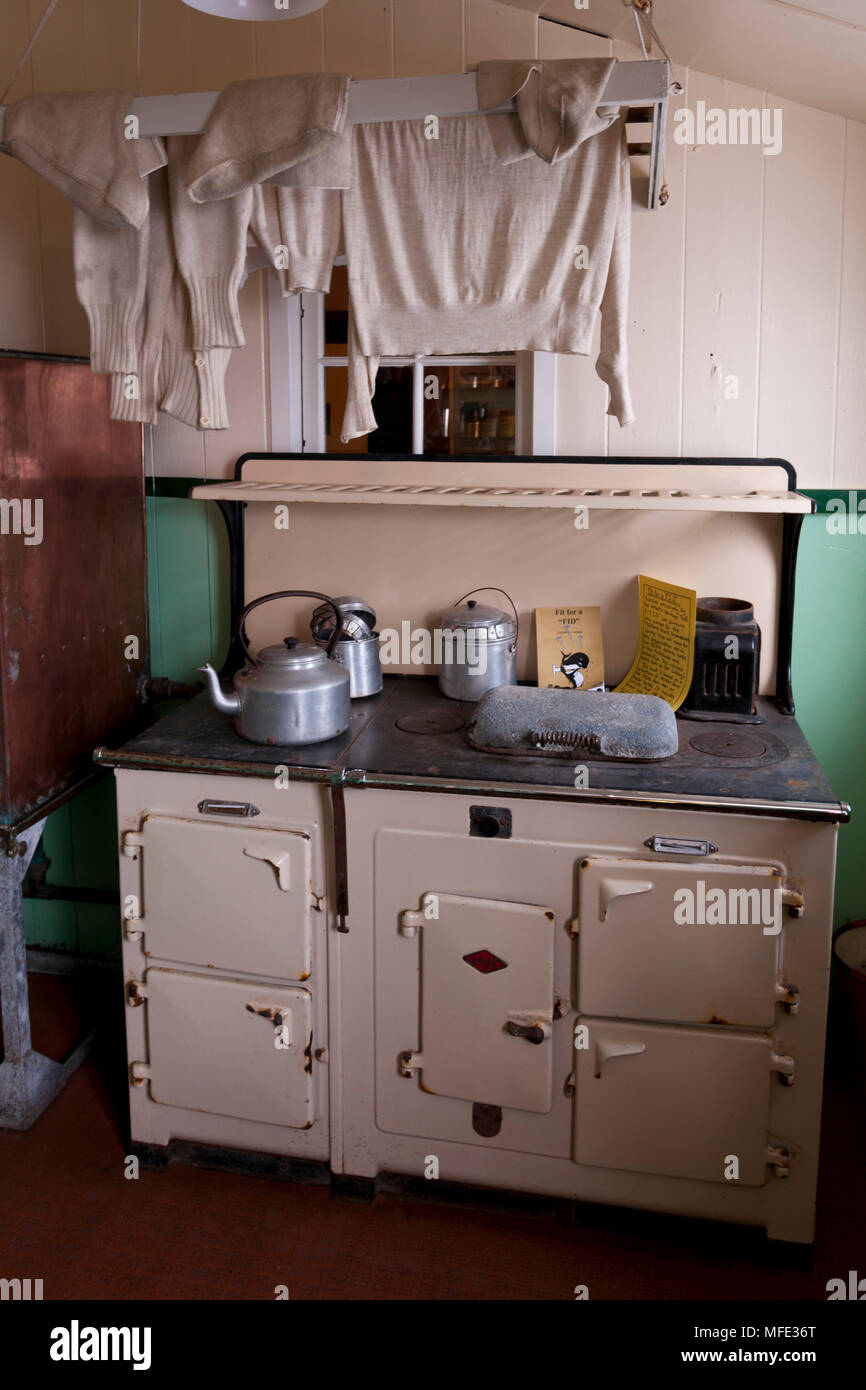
198, 799, 260, 818
643, 836, 718, 856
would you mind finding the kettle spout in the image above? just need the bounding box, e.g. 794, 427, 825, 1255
198, 663, 240, 717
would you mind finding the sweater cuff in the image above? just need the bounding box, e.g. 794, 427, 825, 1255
109, 362, 158, 425
596, 356, 635, 429
279, 254, 334, 296
340, 395, 379, 441
185, 274, 245, 350
85, 301, 142, 374
605, 385, 635, 429
160, 344, 231, 430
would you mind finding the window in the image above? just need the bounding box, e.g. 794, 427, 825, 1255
317, 266, 518, 456
266, 267, 555, 457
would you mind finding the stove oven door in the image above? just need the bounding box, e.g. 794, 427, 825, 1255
576, 857, 790, 1027
130, 813, 313, 981
400, 892, 557, 1113
574, 1017, 786, 1185
137, 967, 314, 1129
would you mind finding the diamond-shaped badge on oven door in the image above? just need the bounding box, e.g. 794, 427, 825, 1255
463, 948, 508, 974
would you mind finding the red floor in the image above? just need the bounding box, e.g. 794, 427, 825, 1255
0, 971, 864, 1301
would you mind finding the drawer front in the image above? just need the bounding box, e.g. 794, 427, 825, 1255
577, 857, 786, 1026
135, 814, 313, 979
574, 1017, 775, 1185
142, 968, 314, 1128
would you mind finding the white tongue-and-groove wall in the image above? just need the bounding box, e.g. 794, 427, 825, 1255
0, 0, 863, 488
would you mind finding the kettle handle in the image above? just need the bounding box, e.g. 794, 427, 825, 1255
237, 590, 343, 663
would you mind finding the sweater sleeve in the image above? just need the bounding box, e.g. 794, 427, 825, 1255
73, 208, 148, 374
158, 271, 231, 431
167, 135, 252, 351
251, 186, 341, 296
341, 307, 379, 442
595, 135, 635, 428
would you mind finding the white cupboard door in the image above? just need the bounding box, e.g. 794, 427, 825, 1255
577, 857, 785, 1026
144, 968, 314, 1128
136, 814, 313, 980
574, 1018, 774, 1186
415, 893, 556, 1114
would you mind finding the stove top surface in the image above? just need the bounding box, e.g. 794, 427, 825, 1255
100, 677, 846, 818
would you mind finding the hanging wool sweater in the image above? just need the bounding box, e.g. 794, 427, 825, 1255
340, 106, 634, 441
168, 135, 252, 351
0, 90, 165, 228
72, 141, 248, 430
104, 166, 231, 431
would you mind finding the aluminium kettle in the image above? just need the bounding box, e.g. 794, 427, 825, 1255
199, 590, 351, 746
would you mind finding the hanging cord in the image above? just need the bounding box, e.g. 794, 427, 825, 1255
0, 0, 62, 107
632, 4, 650, 60
628, 0, 684, 95
135, 0, 142, 96
2, 0, 142, 106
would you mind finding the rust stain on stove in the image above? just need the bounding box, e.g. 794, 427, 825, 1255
304, 1033, 313, 1075
246, 1003, 285, 1026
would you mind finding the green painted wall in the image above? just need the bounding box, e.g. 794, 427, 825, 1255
23, 492, 863, 951
793, 495, 865, 928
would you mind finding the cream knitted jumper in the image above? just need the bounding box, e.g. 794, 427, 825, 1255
168, 135, 252, 351
0, 90, 165, 228
105, 165, 231, 431
75, 163, 341, 430
341, 109, 634, 440
87, 161, 232, 425
73, 139, 248, 429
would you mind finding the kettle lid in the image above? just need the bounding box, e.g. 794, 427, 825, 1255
256, 637, 326, 668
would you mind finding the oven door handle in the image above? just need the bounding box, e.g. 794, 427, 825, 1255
505, 1020, 549, 1045
594, 1038, 647, 1078
243, 845, 292, 891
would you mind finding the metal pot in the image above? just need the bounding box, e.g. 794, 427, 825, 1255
332, 635, 383, 698
310, 595, 383, 698
199, 590, 351, 745
438, 587, 519, 702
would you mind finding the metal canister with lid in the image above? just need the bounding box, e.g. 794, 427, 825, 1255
438, 588, 519, 702
311, 595, 383, 699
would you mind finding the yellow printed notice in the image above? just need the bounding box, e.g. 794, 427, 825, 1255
615, 575, 696, 710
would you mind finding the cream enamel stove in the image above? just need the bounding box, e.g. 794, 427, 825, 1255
99, 455, 849, 1247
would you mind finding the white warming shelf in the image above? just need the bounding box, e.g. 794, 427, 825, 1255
191, 475, 812, 516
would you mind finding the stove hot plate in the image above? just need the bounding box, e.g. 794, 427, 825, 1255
687, 729, 788, 768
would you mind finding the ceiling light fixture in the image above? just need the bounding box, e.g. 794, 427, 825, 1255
181, 0, 328, 20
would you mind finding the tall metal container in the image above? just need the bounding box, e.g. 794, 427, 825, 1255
0, 351, 148, 845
